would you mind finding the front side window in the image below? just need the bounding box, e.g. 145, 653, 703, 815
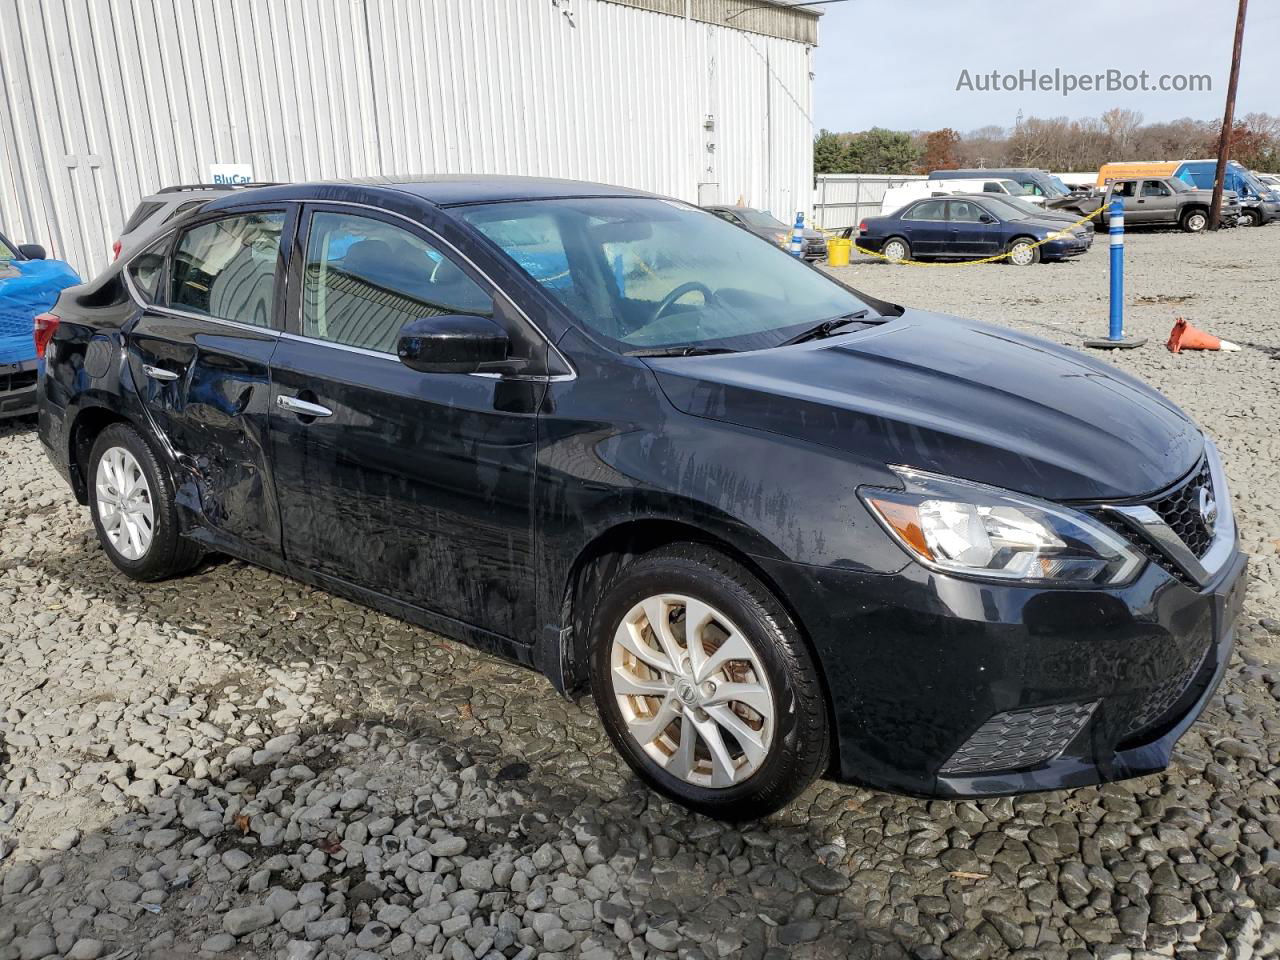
170, 212, 284, 326
904, 200, 947, 221
458, 197, 870, 353
948, 200, 987, 222
301, 212, 492, 354
1141, 181, 1171, 197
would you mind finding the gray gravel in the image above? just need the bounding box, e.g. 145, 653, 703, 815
1, 225, 1279, 959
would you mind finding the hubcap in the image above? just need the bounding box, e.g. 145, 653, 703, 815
1011, 243, 1033, 265
94, 446, 154, 560
1189, 214, 1206, 230
610, 594, 776, 789
885, 241, 906, 262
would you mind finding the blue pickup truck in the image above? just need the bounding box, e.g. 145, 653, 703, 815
0, 230, 79, 419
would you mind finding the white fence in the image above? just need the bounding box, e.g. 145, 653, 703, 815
812, 173, 926, 230
0, 0, 816, 278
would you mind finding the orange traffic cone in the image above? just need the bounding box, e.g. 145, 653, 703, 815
1166, 317, 1240, 354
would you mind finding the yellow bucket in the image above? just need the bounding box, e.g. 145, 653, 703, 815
826, 237, 852, 267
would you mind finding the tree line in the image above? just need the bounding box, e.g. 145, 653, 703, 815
814, 109, 1280, 175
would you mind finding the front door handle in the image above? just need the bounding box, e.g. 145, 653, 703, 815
276, 394, 333, 418
142, 364, 181, 382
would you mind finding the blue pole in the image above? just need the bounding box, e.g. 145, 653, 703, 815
790, 212, 805, 258
1108, 198, 1124, 340
1085, 197, 1145, 349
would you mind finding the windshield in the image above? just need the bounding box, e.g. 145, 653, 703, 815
458, 198, 871, 353
1241, 173, 1268, 196
1048, 176, 1071, 195
981, 196, 1044, 220
735, 208, 789, 230
1167, 177, 1191, 193
0, 233, 15, 261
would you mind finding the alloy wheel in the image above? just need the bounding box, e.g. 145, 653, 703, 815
94, 446, 155, 560
609, 593, 776, 789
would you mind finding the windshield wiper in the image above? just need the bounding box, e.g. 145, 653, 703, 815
625, 346, 738, 358
779, 310, 880, 346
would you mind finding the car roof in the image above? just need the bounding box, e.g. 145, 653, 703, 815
209, 175, 660, 210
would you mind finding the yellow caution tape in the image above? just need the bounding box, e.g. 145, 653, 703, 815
816, 203, 1108, 267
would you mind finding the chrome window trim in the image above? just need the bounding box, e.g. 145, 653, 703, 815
120, 197, 578, 383
1101, 440, 1236, 589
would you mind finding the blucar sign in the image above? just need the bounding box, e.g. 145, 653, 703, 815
209, 163, 253, 186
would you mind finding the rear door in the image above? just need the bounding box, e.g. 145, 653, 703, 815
899, 199, 950, 254
267, 204, 542, 641
125, 207, 292, 554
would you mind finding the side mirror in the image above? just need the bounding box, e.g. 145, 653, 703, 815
18, 244, 46, 260
978, 214, 996, 224
397, 314, 511, 374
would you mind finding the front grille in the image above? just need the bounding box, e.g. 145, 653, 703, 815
1096, 513, 1196, 587
941, 701, 1097, 776
1151, 460, 1214, 557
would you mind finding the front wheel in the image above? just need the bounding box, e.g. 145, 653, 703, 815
1006, 238, 1041, 266
1181, 209, 1209, 233
1238, 209, 1259, 228
589, 545, 829, 820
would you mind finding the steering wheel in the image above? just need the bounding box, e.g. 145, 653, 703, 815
651, 281, 719, 325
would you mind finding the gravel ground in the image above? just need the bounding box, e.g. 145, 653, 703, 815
1, 226, 1279, 960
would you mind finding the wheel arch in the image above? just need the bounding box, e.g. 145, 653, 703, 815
67, 404, 135, 504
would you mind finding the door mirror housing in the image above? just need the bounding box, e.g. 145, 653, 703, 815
18, 243, 46, 260
397, 314, 512, 374
978, 214, 996, 224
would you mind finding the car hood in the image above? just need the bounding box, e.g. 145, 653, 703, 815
648, 310, 1202, 501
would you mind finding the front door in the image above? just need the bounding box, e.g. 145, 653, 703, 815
1137, 179, 1176, 224
267, 206, 541, 641
125, 208, 290, 553
946, 199, 1002, 256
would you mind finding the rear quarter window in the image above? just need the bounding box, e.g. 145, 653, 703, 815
122, 201, 165, 235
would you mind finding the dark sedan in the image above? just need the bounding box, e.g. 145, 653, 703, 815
703, 204, 828, 260
38, 177, 1243, 819
858, 195, 1093, 265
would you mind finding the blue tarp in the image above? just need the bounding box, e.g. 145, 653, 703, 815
0, 258, 80, 365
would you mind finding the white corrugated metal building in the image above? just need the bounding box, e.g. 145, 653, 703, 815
0, 0, 820, 278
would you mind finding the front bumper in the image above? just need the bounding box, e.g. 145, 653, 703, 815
0, 358, 38, 419
758, 546, 1246, 797
1042, 236, 1091, 259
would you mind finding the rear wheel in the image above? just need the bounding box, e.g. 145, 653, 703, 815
88, 423, 202, 581
589, 544, 829, 820
1181, 209, 1209, 233
881, 237, 910, 263
1007, 237, 1040, 266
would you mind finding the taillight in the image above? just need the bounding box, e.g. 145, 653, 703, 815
857, 220, 867, 234
33, 312, 59, 359
111, 240, 122, 261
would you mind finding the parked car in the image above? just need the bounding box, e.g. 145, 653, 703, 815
1172, 160, 1278, 227
38, 176, 1245, 817
1065, 177, 1240, 232
857, 195, 1092, 265
0, 230, 79, 418
702, 205, 827, 260
927, 168, 1077, 207
111, 182, 278, 261
979, 194, 1096, 238
879, 178, 1044, 217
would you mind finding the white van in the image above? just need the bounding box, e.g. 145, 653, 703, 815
879, 178, 1045, 216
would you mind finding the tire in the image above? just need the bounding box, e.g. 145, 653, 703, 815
1181, 208, 1209, 233
588, 544, 829, 820
1238, 209, 1259, 228
881, 237, 910, 263
88, 422, 202, 581
1006, 237, 1041, 266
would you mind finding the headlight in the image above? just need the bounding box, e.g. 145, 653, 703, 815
1047, 230, 1071, 240
860, 467, 1143, 585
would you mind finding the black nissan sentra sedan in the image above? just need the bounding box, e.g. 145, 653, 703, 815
37, 177, 1245, 819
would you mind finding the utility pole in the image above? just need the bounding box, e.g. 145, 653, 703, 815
1209, 0, 1248, 230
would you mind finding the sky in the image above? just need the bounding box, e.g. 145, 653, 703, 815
812, 0, 1279, 134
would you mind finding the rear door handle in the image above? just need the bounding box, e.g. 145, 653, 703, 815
142, 364, 181, 382
276, 394, 333, 418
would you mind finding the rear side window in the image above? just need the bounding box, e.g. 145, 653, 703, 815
903, 200, 946, 220
170, 212, 285, 326
164, 199, 211, 223
301, 211, 492, 354
122, 201, 164, 235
